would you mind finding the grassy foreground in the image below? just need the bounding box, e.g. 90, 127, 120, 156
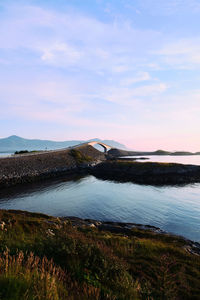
0, 210, 199, 300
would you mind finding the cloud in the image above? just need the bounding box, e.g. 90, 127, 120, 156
0, 77, 90, 121
0, 2, 170, 141
0, 1, 200, 150
137, 0, 200, 15
102, 83, 168, 105
155, 38, 200, 69
120, 72, 151, 86
0, 3, 161, 73
41, 43, 82, 66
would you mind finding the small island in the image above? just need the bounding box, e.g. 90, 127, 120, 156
108, 148, 200, 157
1, 144, 200, 188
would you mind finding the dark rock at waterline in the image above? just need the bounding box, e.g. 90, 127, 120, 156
0, 210, 200, 255
91, 160, 200, 185
60, 216, 200, 255
1, 145, 200, 188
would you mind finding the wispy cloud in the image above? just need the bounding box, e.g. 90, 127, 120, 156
154, 38, 200, 69
0, 1, 200, 150
0, 3, 161, 72
137, 0, 200, 15
120, 72, 151, 86
103, 83, 168, 105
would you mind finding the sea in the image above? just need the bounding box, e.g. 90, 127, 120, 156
0, 153, 200, 242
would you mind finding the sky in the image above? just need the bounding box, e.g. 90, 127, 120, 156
0, 0, 200, 151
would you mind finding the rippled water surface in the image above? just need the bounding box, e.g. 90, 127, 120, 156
125, 155, 200, 165
0, 175, 199, 242
0, 152, 13, 157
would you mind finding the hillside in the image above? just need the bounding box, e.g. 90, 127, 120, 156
0, 136, 127, 152
0, 209, 199, 299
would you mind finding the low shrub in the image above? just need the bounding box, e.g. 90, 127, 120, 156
70, 149, 93, 164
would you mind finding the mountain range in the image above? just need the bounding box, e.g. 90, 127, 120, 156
0, 135, 127, 152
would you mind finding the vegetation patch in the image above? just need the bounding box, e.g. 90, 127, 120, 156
70, 149, 93, 164
0, 210, 199, 299
14, 150, 41, 155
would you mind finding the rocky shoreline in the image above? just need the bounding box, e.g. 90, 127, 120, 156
1, 209, 199, 299
1, 210, 200, 255
61, 216, 200, 256
91, 160, 200, 185
1, 145, 200, 188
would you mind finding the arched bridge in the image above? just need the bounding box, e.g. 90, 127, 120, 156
87, 141, 111, 153
73, 141, 112, 153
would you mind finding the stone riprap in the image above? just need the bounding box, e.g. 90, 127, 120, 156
0, 145, 105, 188
2, 144, 200, 188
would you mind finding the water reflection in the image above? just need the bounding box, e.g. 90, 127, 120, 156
0, 175, 199, 242
0, 152, 12, 157
124, 155, 200, 165
0, 174, 85, 200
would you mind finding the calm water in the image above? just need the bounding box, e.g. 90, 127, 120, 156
0, 152, 13, 157
124, 155, 200, 165
0, 175, 199, 242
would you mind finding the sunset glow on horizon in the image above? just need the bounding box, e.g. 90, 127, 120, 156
1, 0, 200, 151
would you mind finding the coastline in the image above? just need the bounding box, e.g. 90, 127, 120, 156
61, 216, 200, 253
1, 209, 199, 253
91, 160, 200, 185
0, 209, 199, 299
1, 145, 200, 188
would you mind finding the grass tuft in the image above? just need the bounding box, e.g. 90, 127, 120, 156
0, 210, 199, 299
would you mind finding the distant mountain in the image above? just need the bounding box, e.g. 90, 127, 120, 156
0, 135, 127, 152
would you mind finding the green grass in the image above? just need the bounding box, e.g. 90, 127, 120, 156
0, 210, 199, 299
14, 150, 42, 155
69, 149, 93, 164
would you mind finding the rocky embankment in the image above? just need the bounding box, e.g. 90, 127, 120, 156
91, 160, 200, 185
1, 146, 200, 188
0, 145, 105, 188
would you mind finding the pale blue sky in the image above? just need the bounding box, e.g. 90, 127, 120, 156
1, 0, 200, 150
